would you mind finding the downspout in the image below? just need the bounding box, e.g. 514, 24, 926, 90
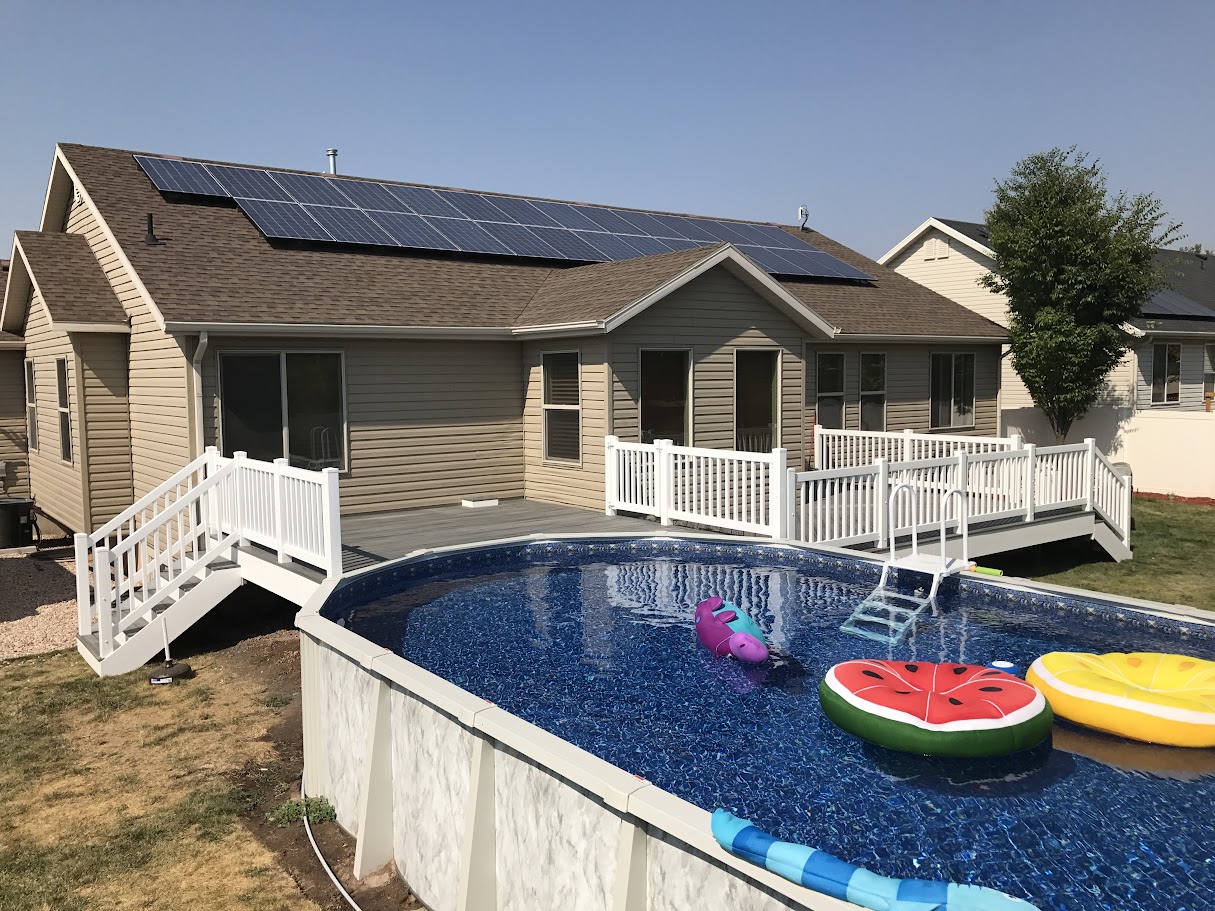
192, 331, 209, 457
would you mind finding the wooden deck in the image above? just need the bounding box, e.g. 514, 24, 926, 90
340, 498, 662, 571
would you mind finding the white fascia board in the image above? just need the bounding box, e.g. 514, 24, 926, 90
164, 320, 515, 340
834, 333, 1008, 344
53, 145, 169, 332
510, 320, 604, 338
878, 217, 995, 265
0, 238, 29, 333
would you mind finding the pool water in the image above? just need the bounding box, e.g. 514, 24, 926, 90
332, 541, 1215, 911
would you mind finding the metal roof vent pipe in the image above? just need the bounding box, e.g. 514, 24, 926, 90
326, 149, 338, 175
145, 214, 164, 245
797, 205, 809, 230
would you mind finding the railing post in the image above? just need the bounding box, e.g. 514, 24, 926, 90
233, 451, 248, 546
1009, 432, 1023, 451
1122, 468, 1133, 548
75, 533, 92, 636
903, 427, 913, 461
769, 448, 787, 538
321, 467, 343, 579
785, 467, 797, 542
1083, 438, 1096, 512
813, 424, 822, 470
604, 435, 619, 516
272, 458, 289, 564
955, 450, 969, 531
95, 546, 114, 658
202, 446, 219, 542
876, 458, 889, 549
1024, 443, 1036, 523
654, 439, 672, 526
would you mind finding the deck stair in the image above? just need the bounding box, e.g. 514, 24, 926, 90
842, 486, 971, 645
76, 448, 342, 677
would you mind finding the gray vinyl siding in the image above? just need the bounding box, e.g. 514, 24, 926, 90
23, 292, 86, 532
0, 351, 30, 496
65, 197, 191, 500
1135, 338, 1212, 411
805, 344, 1000, 436
202, 338, 525, 514
522, 337, 609, 510
609, 270, 806, 458
78, 334, 133, 526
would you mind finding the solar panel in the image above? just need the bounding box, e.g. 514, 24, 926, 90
235, 199, 333, 241
135, 154, 874, 280
1144, 288, 1215, 319
135, 156, 227, 197
270, 172, 354, 207
304, 206, 396, 246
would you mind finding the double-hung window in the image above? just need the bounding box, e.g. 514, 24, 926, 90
815, 352, 845, 429
859, 353, 886, 431
24, 360, 37, 451
930, 353, 975, 429
55, 358, 71, 462
1151, 343, 1181, 405
219, 352, 346, 469
542, 352, 580, 462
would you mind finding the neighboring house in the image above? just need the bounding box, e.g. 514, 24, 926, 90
0, 258, 29, 499
0, 144, 1005, 536
881, 218, 1215, 497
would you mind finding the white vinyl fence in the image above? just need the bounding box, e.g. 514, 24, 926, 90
813, 426, 1022, 470
76, 447, 341, 659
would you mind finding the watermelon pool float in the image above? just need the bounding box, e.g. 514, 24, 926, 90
819, 660, 1052, 757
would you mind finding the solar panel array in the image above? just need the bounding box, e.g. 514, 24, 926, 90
1143, 287, 1215, 319
134, 155, 873, 281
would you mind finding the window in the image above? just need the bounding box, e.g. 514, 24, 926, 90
930, 352, 975, 429
24, 360, 37, 451
55, 358, 72, 462
542, 352, 580, 462
640, 350, 690, 446
219, 352, 346, 469
1151, 343, 1181, 405
815, 352, 845, 430
859, 353, 886, 431
735, 350, 778, 451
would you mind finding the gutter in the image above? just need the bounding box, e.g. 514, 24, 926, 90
192, 331, 208, 457
166, 321, 515, 340
832, 333, 1008, 344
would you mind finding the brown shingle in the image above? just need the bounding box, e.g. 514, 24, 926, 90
15, 231, 127, 326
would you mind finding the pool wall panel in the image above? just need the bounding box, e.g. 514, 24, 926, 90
319, 638, 374, 834
647, 831, 803, 911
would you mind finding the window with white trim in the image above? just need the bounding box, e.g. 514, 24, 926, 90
1151, 343, 1181, 405
24, 360, 37, 451
55, 357, 72, 463
219, 352, 346, 469
542, 352, 580, 462
930, 352, 975, 429
815, 352, 845, 430
859, 352, 886, 431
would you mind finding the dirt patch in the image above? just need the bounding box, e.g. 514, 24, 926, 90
1134, 490, 1215, 507
0, 588, 418, 910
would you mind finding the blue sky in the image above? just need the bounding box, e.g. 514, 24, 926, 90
2, 0, 1211, 259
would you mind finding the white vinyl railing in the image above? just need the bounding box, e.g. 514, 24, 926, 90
813, 426, 1022, 470
605, 436, 787, 537
76, 447, 341, 659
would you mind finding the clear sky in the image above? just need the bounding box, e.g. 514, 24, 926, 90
2, 0, 1211, 260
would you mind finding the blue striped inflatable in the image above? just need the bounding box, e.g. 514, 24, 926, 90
711, 810, 1039, 911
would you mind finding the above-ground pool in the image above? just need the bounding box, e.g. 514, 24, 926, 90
323, 539, 1215, 911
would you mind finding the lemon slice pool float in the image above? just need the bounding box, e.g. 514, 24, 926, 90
1027, 652, 1215, 748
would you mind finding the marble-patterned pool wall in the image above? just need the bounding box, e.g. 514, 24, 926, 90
297, 613, 844, 911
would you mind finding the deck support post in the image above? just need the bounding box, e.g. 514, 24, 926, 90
1024, 444, 1036, 522
604, 435, 619, 516
1083, 438, 1096, 512
611, 817, 649, 911
456, 733, 497, 911
353, 677, 395, 880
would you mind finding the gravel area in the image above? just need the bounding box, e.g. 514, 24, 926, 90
0, 548, 78, 660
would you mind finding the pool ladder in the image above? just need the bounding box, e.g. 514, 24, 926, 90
841, 486, 971, 645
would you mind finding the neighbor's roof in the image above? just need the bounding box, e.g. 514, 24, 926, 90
57, 143, 1005, 340
12, 231, 127, 330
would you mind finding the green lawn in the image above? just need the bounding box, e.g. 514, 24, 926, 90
983, 496, 1215, 612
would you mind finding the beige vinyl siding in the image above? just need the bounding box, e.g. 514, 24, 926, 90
1135, 339, 1210, 411
78, 334, 133, 526
523, 338, 608, 510
65, 196, 191, 500
609, 269, 806, 458
0, 352, 30, 496
805, 344, 1000, 437
23, 292, 86, 531
202, 338, 525, 514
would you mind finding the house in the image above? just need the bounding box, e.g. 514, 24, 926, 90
881, 218, 1215, 498
0, 257, 29, 499
0, 144, 1007, 539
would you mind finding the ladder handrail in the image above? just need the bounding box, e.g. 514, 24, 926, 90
887, 482, 921, 562
939, 487, 970, 566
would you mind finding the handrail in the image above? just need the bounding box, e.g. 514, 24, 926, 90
90, 449, 217, 544
887, 482, 921, 561
939, 488, 969, 565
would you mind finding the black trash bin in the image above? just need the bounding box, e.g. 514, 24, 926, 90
0, 499, 35, 549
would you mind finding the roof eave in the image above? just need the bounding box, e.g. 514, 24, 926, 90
833, 332, 1007, 344
163, 321, 516, 340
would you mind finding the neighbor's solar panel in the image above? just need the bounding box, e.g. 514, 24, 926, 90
135, 155, 874, 280
1143, 288, 1215, 319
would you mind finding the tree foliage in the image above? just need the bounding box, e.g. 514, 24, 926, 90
979, 148, 1181, 441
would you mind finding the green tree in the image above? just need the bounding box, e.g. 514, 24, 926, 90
1177, 242, 1212, 255
980, 148, 1181, 442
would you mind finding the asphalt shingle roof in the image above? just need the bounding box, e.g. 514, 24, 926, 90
937, 218, 992, 250
15, 231, 127, 326
60, 144, 1005, 340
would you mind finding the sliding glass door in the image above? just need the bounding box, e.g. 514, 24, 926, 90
640, 350, 690, 445
735, 349, 778, 452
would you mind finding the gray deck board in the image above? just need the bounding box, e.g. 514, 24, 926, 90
340, 498, 662, 571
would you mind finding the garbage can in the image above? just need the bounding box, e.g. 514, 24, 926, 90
0, 498, 35, 549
